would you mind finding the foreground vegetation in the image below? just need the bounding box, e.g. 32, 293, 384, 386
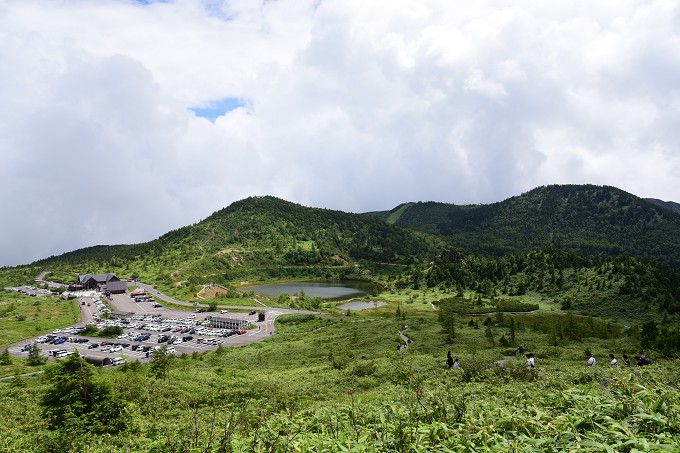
0, 311, 678, 452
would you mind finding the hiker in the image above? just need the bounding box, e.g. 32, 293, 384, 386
622, 354, 631, 367
397, 343, 401, 352
452, 357, 460, 368
585, 352, 596, 366
526, 353, 535, 368
446, 350, 454, 369
635, 354, 651, 366
609, 353, 618, 367
517, 345, 525, 356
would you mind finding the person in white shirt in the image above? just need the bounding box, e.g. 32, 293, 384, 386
609, 353, 618, 367
526, 352, 535, 368
586, 352, 596, 366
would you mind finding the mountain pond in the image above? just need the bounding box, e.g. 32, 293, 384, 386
243, 281, 381, 301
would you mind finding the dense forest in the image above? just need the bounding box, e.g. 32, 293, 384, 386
366, 185, 680, 268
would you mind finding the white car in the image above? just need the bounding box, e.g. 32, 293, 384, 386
111, 357, 126, 366
166, 347, 176, 355
110, 345, 123, 353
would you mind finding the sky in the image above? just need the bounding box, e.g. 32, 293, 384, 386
1, 0, 679, 266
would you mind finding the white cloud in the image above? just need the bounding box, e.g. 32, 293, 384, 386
1, 0, 679, 265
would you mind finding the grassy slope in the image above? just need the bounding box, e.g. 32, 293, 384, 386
0, 312, 677, 451
25, 196, 441, 298
0, 293, 78, 349
385, 203, 413, 225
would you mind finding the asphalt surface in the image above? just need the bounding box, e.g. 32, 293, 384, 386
7, 282, 314, 364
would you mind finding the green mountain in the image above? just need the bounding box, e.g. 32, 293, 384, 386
365, 185, 680, 268
33, 196, 442, 288
645, 198, 680, 215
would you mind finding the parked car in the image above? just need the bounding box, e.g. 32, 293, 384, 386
111, 357, 126, 366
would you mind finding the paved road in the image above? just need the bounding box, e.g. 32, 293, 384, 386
133, 281, 317, 316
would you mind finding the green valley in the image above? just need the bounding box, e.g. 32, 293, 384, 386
0, 184, 679, 451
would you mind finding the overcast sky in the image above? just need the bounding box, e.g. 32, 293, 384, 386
1, 0, 679, 266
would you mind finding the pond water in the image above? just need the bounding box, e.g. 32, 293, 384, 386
243, 281, 380, 300
336, 301, 387, 311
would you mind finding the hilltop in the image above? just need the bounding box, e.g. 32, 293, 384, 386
30, 196, 442, 292
365, 185, 680, 268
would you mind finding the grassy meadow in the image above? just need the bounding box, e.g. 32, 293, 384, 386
0, 309, 678, 452
0, 293, 78, 349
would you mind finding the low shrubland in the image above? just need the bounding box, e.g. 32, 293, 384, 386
0, 312, 678, 452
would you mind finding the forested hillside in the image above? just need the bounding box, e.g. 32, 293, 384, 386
31, 196, 442, 289
366, 185, 680, 268
390, 247, 680, 325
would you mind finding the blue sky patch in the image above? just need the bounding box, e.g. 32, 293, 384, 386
189, 98, 245, 122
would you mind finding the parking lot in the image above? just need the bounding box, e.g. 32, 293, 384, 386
6, 285, 54, 297
9, 289, 276, 365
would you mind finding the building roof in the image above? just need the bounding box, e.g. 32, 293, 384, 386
206, 316, 245, 323
105, 281, 128, 292
78, 273, 119, 284
82, 356, 113, 367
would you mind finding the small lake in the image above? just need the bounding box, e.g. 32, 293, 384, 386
336, 301, 387, 311
243, 281, 380, 300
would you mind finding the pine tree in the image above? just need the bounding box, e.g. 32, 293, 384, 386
0, 348, 11, 365
27, 343, 46, 366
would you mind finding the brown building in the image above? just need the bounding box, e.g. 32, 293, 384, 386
70, 273, 122, 291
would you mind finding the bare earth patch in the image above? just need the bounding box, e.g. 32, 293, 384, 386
197, 285, 230, 300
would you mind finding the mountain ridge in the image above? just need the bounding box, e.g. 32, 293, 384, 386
364, 184, 680, 268
26, 185, 680, 286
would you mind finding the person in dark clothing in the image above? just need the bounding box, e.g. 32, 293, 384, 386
622, 354, 631, 367
446, 350, 454, 369
517, 345, 525, 356
635, 354, 651, 366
